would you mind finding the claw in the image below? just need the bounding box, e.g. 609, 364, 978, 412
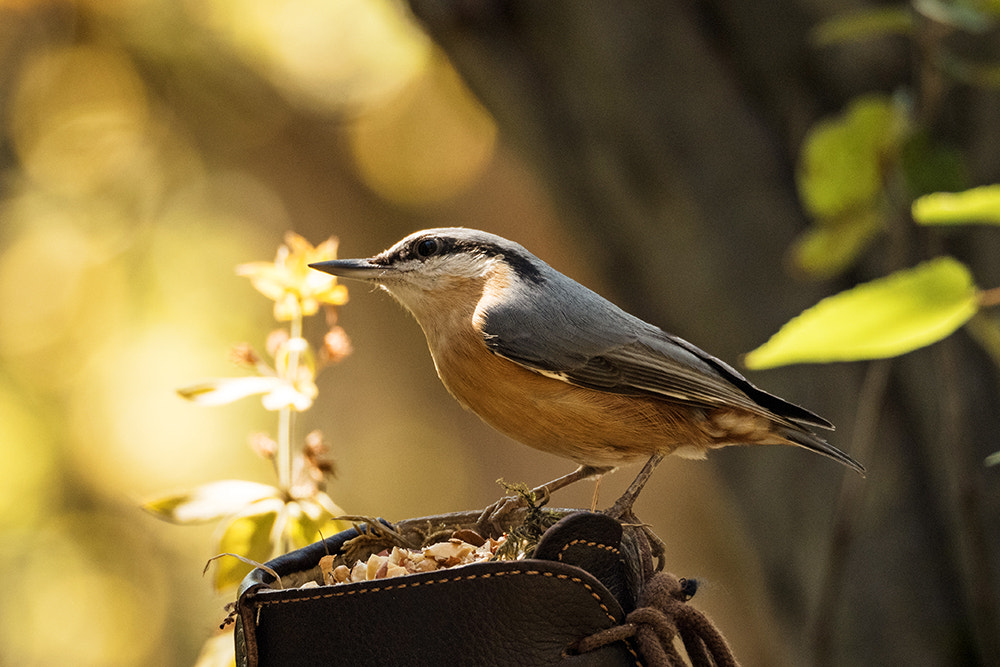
476, 464, 612, 535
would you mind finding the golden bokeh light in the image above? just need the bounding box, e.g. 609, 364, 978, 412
69, 324, 272, 494
0, 220, 96, 357
0, 382, 58, 527
186, 0, 432, 112
345, 415, 476, 518
347, 56, 498, 205
11, 45, 150, 195
146, 173, 292, 334
0, 516, 169, 666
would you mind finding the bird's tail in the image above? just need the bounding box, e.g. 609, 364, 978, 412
779, 427, 866, 477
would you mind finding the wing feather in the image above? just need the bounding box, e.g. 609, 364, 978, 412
478, 276, 831, 430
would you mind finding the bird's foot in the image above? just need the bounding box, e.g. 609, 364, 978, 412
603, 452, 666, 570
476, 465, 611, 536
604, 452, 664, 520
616, 509, 667, 571
476, 482, 549, 537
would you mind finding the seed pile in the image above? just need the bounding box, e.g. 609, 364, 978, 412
298, 532, 511, 589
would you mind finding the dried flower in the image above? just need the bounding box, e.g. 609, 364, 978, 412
249, 433, 278, 461
230, 343, 261, 368
290, 430, 337, 498
237, 232, 349, 321
321, 326, 353, 365
265, 329, 290, 359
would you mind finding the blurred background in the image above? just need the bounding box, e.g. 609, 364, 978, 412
1, 0, 999, 665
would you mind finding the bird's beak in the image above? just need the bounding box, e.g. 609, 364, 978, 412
309, 258, 387, 281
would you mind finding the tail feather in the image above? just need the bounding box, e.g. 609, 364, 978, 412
780, 426, 866, 477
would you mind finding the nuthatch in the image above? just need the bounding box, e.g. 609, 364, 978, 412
311, 228, 864, 511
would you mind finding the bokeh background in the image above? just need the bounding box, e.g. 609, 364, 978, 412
2, 1, 1000, 665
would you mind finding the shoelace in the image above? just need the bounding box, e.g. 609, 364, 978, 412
572, 571, 739, 667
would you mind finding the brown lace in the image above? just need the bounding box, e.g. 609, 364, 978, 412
572, 572, 739, 667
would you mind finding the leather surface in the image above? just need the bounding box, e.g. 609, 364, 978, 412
236, 512, 644, 666
534, 511, 634, 611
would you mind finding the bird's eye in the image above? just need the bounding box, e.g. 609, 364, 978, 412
415, 238, 439, 258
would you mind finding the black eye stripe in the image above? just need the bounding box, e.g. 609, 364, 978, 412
376, 234, 545, 285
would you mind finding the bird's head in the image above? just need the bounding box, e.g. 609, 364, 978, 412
310, 228, 547, 318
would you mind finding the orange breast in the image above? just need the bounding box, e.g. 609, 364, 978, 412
427, 321, 779, 467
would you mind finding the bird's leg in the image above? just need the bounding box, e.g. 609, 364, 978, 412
477, 464, 612, 535
605, 452, 665, 520
534, 464, 612, 499
604, 452, 666, 569
590, 474, 605, 511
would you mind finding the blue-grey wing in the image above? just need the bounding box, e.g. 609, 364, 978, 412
478, 278, 831, 429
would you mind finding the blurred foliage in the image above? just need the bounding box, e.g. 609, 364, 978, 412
912, 184, 1000, 224
790, 0, 1000, 278
810, 0, 1000, 46
0, 0, 499, 664
810, 7, 915, 46
750, 0, 1000, 463
792, 94, 907, 278
789, 92, 967, 278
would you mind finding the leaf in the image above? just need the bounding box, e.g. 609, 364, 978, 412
177, 376, 285, 406
939, 53, 1000, 89
791, 208, 884, 278
745, 257, 979, 369
259, 380, 316, 411
913, 0, 994, 33
178, 375, 315, 411
810, 7, 913, 46
203, 554, 281, 588
286, 495, 352, 549
143, 480, 279, 524
312, 490, 348, 519
964, 312, 1000, 371
797, 95, 905, 219
986, 451, 1000, 467
213, 498, 284, 591
285, 500, 326, 550
912, 184, 1000, 226
899, 131, 967, 198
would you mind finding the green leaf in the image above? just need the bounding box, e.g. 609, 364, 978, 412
900, 131, 967, 198
286, 495, 352, 548
213, 498, 284, 591
811, 7, 914, 46
791, 208, 884, 278
285, 499, 327, 550
745, 257, 979, 369
797, 95, 905, 219
912, 184, 1000, 225
143, 480, 279, 524
986, 451, 1000, 466
939, 53, 1000, 89
913, 0, 994, 33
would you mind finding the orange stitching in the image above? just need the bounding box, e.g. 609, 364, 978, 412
252, 568, 616, 623
556, 538, 620, 562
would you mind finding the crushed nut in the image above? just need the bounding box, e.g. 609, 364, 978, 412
304, 534, 510, 587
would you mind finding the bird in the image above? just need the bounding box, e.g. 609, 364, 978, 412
310, 228, 864, 517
